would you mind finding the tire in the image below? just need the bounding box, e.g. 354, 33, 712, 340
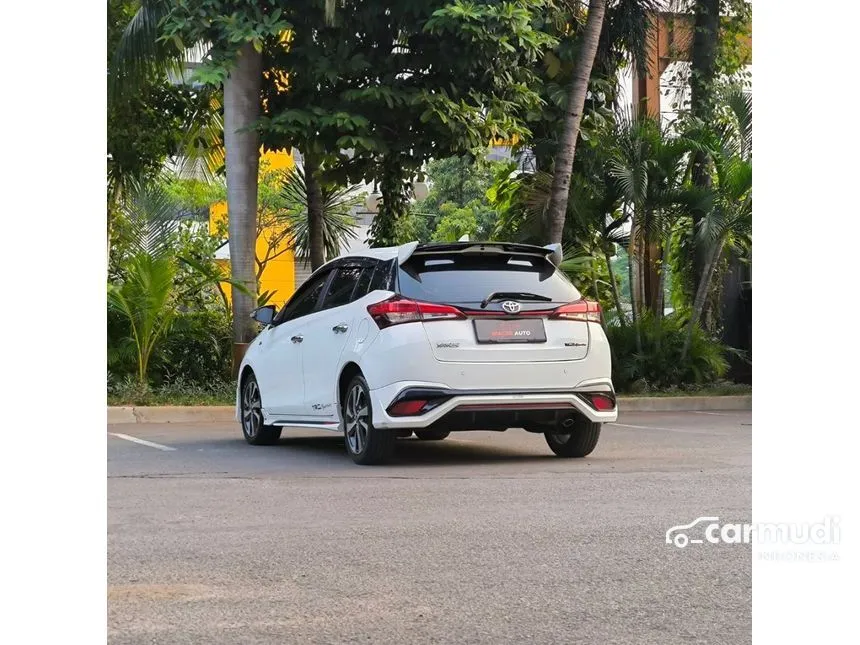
342, 375, 395, 465
414, 430, 450, 441
240, 373, 282, 446
544, 417, 601, 458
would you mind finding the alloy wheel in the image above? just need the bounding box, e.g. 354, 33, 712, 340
344, 384, 369, 454
242, 379, 263, 439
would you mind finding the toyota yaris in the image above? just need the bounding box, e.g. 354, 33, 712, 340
236, 241, 618, 464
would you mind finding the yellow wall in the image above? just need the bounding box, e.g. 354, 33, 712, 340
210, 149, 298, 308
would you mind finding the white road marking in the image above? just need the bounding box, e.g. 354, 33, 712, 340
691, 411, 732, 416
609, 422, 728, 436
109, 433, 176, 451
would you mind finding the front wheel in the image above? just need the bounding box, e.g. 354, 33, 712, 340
544, 417, 601, 458
342, 375, 395, 465
240, 373, 282, 446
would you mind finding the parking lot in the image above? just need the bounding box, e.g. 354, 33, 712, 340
108, 410, 751, 644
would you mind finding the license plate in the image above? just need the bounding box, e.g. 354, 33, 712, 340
473, 318, 547, 344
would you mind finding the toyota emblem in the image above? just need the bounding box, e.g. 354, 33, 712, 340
502, 301, 521, 314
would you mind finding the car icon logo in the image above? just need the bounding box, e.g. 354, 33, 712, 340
666, 516, 720, 548
502, 301, 521, 314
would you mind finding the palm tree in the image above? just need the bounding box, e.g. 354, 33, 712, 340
608, 110, 704, 318
278, 165, 362, 268
545, 0, 607, 244
107, 178, 181, 385
109, 254, 177, 386
681, 90, 752, 359
606, 110, 651, 328
113, 0, 337, 370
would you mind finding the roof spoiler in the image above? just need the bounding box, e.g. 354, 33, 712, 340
396, 241, 420, 265
405, 241, 563, 263
543, 243, 563, 266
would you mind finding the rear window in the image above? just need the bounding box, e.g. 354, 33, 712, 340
398, 253, 581, 305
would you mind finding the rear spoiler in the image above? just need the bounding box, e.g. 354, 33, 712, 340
398, 241, 564, 266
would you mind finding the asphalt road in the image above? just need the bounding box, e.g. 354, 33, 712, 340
108, 410, 752, 644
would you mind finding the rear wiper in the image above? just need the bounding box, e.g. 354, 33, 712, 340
480, 291, 553, 309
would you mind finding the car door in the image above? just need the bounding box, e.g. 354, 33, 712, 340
300, 262, 373, 417
254, 269, 332, 417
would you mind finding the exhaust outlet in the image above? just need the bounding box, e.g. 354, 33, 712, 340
561, 417, 576, 429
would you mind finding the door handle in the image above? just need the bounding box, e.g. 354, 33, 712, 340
332, 323, 349, 334
291, 335, 304, 343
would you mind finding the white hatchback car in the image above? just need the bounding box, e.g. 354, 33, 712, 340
237, 241, 618, 464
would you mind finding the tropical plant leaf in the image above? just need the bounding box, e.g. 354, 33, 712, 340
277, 165, 361, 262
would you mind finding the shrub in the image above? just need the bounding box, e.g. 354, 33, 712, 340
606, 311, 731, 392
154, 309, 233, 385
108, 308, 232, 388
107, 374, 234, 406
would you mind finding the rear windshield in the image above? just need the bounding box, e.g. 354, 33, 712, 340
397, 253, 581, 306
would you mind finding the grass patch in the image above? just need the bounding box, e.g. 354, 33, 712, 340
107, 377, 235, 406
107, 377, 750, 406
616, 382, 751, 397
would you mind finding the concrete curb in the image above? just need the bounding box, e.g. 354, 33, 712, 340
617, 395, 751, 412
107, 395, 750, 424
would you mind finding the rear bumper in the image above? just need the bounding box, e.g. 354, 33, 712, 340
369, 379, 618, 429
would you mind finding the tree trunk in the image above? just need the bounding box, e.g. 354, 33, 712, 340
223, 42, 262, 370
641, 223, 663, 316
658, 231, 670, 315
682, 238, 723, 360
690, 0, 720, 283
603, 247, 624, 324
370, 155, 409, 247
627, 233, 637, 325
627, 226, 642, 354
544, 0, 607, 244
303, 151, 326, 270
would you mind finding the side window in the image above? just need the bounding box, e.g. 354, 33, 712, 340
351, 264, 375, 301
277, 270, 330, 323
369, 260, 394, 292
320, 265, 364, 311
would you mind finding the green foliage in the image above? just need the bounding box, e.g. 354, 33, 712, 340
163, 176, 226, 211
108, 0, 216, 198
108, 253, 178, 385
159, 0, 293, 81
606, 312, 730, 392
277, 165, 362, 262
157, 310, 233, 384
370, 158, 414, 247
257, 0, 555, 244
559, 252, 616, 313
409, 153, 505, 242
108, 176, 245, 385
108, 374, 235, 406
487, 166, 552, 244
523, 0, 659, 171
433, 203, 479, 242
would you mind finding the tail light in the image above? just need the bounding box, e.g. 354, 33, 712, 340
367, 296, 465, 329
590, 393, 616, 411
550, 299, 602, 323
388, 399, 429, 416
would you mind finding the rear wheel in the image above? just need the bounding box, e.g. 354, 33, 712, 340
343, 375, 395, 465
240, 374, 282, 446
544, 417, 601, 458
414, 430, 450, 441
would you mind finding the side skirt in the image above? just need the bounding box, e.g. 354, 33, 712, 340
267, 418, 342, 432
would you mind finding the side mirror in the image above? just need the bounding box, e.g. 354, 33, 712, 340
251, 305, 276, 326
